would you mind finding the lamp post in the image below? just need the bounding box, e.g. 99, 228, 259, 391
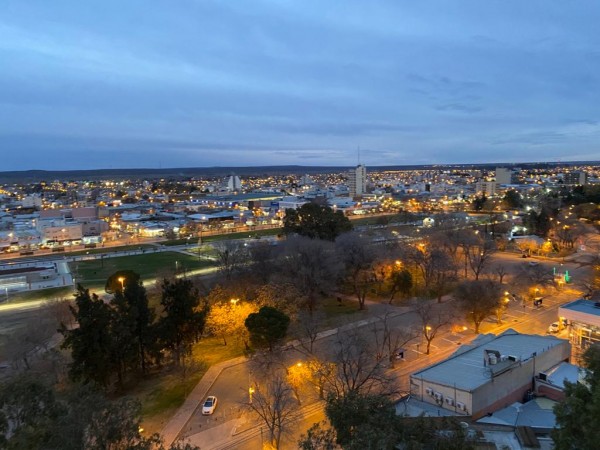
118, 276, 125, 291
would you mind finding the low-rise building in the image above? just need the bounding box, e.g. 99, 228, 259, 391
410, 330, 570, 419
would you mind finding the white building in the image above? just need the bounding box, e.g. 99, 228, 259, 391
226, 175, 242, 192
475, 180, 501, 197
348, 164, 367, 197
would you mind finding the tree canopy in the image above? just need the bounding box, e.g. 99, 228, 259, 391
245, 306, 290, 351
283, 203, 352, 241
553, 343, 600, 450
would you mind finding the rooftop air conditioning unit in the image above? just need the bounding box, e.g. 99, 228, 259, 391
445, 398, 455, 406
425, 387, 434, 396
434, 392, 443, 401
456, 402, 466, 411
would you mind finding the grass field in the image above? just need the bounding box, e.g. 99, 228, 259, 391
6, 286, 75, 304
71, 252, 216, 285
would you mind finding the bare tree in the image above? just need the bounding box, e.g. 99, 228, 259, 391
214, 240, 248, 280
296, 310, 325, 355
493, 265, 508, 284
454, 279, 503, 333
466, 236, 496, 280
248, 374, 297, 449
369, 312, 417, 368
324, 327, 395, 399
336, 232, 378, 310
414, 301, 452, 355
276, 236, 341, 314
246, 240, 277, 284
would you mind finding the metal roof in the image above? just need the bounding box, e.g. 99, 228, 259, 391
411, 329, 566, 391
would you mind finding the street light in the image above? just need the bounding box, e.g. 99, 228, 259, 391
248, 386, 255, 404
118, 276, 125, 291
230, 298, 239, 306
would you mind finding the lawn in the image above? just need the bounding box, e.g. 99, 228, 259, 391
6, 285, 75, 304
71, 252, 216, 285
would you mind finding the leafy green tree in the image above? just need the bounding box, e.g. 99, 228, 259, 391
284, 203, 352, 241
298, 422, 337, 450
502, 189, 523, 209
388, 268, 413, 304
110, 279, 156, 374
245, 306, 290, 351
61, 285, 115, 387
157, 278, 208, 365
0, 376, 62, 449
325, 392, 402, 449
0, 378, 200, 450
472, 194, 487, 211
553, 344, 600, 450
105, 270, 141, 294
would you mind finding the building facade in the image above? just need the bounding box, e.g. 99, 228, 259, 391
348, 164, 367, 197
410, 330, 571, 419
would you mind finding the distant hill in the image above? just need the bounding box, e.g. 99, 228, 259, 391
0, 161, 597, 183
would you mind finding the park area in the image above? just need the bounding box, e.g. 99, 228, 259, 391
71, 251, 216, 286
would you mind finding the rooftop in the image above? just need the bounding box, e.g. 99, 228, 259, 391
560, 298, 600, 316
412, 329, 566, 391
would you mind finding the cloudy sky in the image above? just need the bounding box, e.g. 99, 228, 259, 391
2, 1, 600, 170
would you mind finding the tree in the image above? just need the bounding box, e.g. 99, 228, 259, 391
284, 203, 352, 241
245, 306, 290, 351
298, 422, 337, 450
157, 278, 208, 365
206, 300, 256, 346
472, 194, 487, 211
414, 301, 451, 355
110, 279, 156, 375
324, 327, 394, 399
326, 392, 403, 450
454, 280, 503, 333
277, 236, 342, 313
0, 375, 61, 449
369, 312, 416, 368
336, 232, 377, 310
502, 189, 523, 209
248, 375, 296, 449
553, 344, 600, 450
61, 285, 115, 386
214, 240, 247, 280
0, 378, 200, 450
105, 270, 141, 294
465, 236, 496, 280
388, 267, 413, 304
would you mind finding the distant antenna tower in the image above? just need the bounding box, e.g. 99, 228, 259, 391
357, 146, 361, 165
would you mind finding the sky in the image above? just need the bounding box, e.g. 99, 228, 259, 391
2, 0, 600, 170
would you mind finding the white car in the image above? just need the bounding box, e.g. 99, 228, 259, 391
202, 396, 218, 415
548, 320, 568, 334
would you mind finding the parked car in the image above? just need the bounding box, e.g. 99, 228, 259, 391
548, 319, 568, 333
528, 261, 539, 267
202, 396, 218, 415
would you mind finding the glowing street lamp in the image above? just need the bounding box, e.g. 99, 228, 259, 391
248, 386, 255, 404
118, 276, 125, 291
230, 298, 239, 306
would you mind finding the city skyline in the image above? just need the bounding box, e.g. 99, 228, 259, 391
3, 1, 600, 170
